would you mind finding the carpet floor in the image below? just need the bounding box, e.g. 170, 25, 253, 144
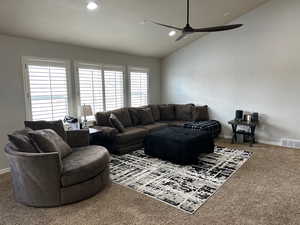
0, 139, 300, 225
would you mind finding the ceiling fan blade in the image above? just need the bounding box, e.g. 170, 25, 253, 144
175, 33, 188, 42
148, 20, 183, 31
193, 24, 243, 32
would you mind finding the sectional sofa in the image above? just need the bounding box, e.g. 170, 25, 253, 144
92, 104, 220, 154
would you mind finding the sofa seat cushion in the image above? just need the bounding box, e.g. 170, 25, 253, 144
161, 121, 186, 127
140, 122, 168, 132
116, 127, 148, 145
61, 146, 109, 187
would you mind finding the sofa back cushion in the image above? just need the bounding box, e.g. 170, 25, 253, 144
109, 113, 125, 133
24, 120, 67, 141
111, 108, 132, 127
192, 105, 209, 121
175, 104, 194, 121
95, 112, 111, 127
128, 107, 140, 126
159, 104, 176, 121
8, 128, 38, 153
29, 129, 72, 159
137, 108, 155, 125
149, 105, 160, 121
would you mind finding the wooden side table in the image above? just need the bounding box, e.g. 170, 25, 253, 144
88, 128, 103, 145
228, 120, 258, 147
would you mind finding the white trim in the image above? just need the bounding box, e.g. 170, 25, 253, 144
0, 168, 10, 175
22, 56, 73, 120
127, 66, 150, 107
220, 134, 282, 147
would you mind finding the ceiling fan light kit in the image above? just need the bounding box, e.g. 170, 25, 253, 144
149, 0, 243, 42
168, 30, 177, 37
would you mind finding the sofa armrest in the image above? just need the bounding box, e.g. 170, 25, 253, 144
4, 144, 61, 207
92, 126, 118, 140
66, 129, 89, 147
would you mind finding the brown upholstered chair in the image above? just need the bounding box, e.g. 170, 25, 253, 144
4, 120, 110, 207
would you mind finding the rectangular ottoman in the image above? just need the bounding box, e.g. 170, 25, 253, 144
144, 127, 214, 165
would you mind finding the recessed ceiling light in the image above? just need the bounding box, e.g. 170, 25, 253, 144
87, 1, 98, 10
169, 30, 176, 37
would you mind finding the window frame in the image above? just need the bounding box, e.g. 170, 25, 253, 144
22, 56, 73, 121
74, 61, 126, 117
128, 66, 150, 107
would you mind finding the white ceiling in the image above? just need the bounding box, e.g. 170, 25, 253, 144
0, 0, 269, 58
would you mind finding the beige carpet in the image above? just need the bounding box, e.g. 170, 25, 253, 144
1, 139, 300, 225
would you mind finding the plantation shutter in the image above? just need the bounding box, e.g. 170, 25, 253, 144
129, 67, 148, 107
25, 59, 70, 121
77, 63, 104, 118
103, 66, 124, 111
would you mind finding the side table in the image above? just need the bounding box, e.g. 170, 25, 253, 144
228, 120, 258, 147
88, 128, 103, 145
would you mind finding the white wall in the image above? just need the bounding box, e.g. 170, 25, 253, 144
161, 0, 300, 145
0, 34, 161, 170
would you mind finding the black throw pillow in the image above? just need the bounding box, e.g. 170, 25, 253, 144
109, 114, 125, 133
137, 108, 155, 125
8, 128, 38, 153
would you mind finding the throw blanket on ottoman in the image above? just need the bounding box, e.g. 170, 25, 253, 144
183, 120, 221, 138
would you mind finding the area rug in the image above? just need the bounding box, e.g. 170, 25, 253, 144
110, 146, 252, 214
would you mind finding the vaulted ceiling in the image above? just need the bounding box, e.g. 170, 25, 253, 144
0, 0, 269, 58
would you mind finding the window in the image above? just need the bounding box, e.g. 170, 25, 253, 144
76, 63, 124, 113
77, 64, 104, 119
104, 66, 124, 111
23, 58, 70, 121
129, 67, 149, 107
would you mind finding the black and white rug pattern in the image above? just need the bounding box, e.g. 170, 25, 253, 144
110, 146, 252, 214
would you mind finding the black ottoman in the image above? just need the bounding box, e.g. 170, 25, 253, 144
144, 127, 214, 165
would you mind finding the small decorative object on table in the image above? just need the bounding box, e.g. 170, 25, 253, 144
81, 104, 93, 128
229, 112, 259, 147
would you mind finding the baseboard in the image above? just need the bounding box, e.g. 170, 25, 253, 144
219, 134, 281, 147
0, 168, 10, 175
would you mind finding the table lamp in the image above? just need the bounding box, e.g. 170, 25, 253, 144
81, 104, 93, 128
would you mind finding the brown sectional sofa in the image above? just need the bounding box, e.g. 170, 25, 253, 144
93, 104, 212, 154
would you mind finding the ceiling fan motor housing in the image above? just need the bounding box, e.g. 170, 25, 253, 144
183, 24, 194, 33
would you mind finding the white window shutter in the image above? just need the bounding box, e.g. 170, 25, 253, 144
25, 59, 69, 121
77, 63, 104, 119
103, 66, 124, 111
129, 67, 149, 107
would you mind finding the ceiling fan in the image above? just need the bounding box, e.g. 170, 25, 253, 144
148, 0, 243, 41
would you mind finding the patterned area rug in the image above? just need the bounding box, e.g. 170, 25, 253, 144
110, 146, 252, 214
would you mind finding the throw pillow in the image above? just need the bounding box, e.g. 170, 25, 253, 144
95, 112, 111, 127
109, 114, 125, 133
159, 104, 175, 121
128, 107, 140, 126
175, 104, 194, 121
137, 108, 155, 125
29, 129, 72, 159
192, 105, 209, 121
149, 104, 160, 121
24, 120, 67, 141
111, 108, 133, 127
8, 128, 38, 153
